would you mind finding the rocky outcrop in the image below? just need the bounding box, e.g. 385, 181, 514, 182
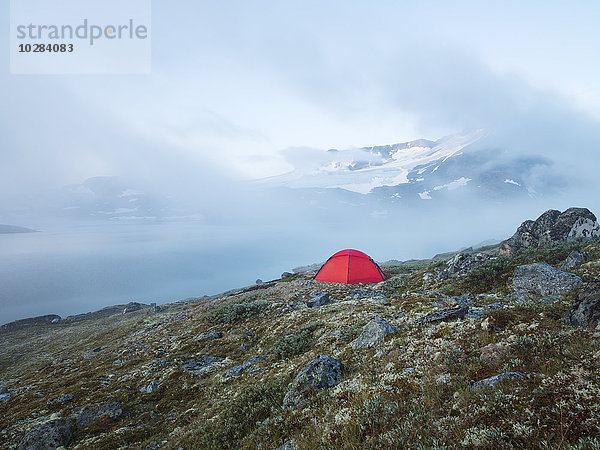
446, 252, 490, 276
283, 355, 343, 408
351, 318, 397, 349
513, 263, 582, 296
0, 315, 61, 332
560, 250, 591, 272
18, 419, 72, 450
417, 306, 469, 325
499, 208, 600, 256
225, 355, 269, 378
564, 281, 600, 328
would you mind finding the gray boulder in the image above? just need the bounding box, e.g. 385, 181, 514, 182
307, 292, 330, 308
560, 250, 591, 272
351, 318, 397, 349
225, 355, 269, 378
0, 386, 11, 402
513, 263, 582, 296
500, 208, 600, 256
281, 272, 293, 279
18, 419, 72, 450
225, 365, 244, 378
564, 281, 600, 328
417, 306, 469, 325
74, 401, 122, 427
283, 355, 343, 408
471, 372, 525, 390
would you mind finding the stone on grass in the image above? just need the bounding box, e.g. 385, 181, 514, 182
564, 281, 600, 328
74, 401, 122, 427
307, 292, 330, 308
283, 355, 343, 409
18, 419, 72, 450
351, 318, 397, 349
471, 372, 525, 390
513, 263, 582, 297
180, 356, 225, 376
560, 250, 591, 272
417, 306, 469, 325
197, 330, 223, 341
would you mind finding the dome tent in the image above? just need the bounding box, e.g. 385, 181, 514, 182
314, 249, 386, 284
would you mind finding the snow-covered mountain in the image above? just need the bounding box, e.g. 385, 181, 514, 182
260, 131, 563, 206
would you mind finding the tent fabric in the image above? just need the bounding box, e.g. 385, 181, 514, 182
314, 249, 386, 284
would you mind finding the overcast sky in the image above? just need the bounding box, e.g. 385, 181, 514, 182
2, 0, 600, 190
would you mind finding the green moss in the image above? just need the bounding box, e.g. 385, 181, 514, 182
203, 294, 268, 324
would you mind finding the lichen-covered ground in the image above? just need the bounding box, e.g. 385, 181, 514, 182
2, 241, 600, 449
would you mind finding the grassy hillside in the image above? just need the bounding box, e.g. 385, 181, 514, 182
1, 241, 600, 448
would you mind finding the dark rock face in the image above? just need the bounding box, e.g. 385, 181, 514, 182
0, 315, 61, 332
74, 401, 122, 427
18, 419, 72, 450
560, 250, 591, 272
283, 355, 343, 408
417, 306, 469, 325
499, 208, 600, 256
446, 252, 490, 276
351, 318, 397, 349
564, 281, 600, 328
472, 372, 526, 390
307, 292, 330, 308
513, 263, 582, 296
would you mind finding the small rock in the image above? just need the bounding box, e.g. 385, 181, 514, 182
417, 306, 469, 325
47, 394, 73, 405
471, 372, 525, 390
283, 355, 343, 409
197, 330, 223, 341
479, 343, 508, 366
140, 381, 160, 393
307, 292, 330, 308
348, 289, 388, 300
351, 318, 397, 349
255, 279, 263, 285
0, 392, 11, 403
403, 367, 416, 373
113, 359, 122, 365
242, 354, 269, 369
277, 439, 297, 450
18, 419, 72, 450
564, 281, 600, 328
281, 272, 293, 279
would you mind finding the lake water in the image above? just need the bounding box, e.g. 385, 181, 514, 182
0, 221, 330, 324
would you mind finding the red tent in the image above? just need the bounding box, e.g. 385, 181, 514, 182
314, 249, 386, 284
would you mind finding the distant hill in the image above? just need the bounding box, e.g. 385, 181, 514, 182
0, 224, 37, 234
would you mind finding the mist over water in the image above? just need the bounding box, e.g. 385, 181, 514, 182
2, 195, 588, 325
